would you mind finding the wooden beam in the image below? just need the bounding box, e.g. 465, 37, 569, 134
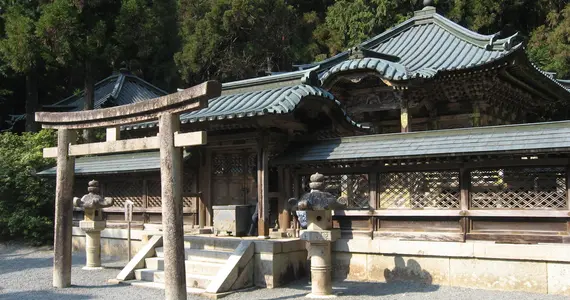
373, 231, 464, 242
334, 210, 463, 217
53, 129, 76, 288
36, 81, 220, 129
333, 209, 570, 218
43, 131, 206, 158
467, 233, 570, 244
466, 210, 570, 218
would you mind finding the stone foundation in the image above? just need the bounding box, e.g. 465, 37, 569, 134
72, 227, 147, 259
332, 238, 570, 296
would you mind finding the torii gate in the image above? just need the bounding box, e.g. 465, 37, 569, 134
36, 80, 221, 300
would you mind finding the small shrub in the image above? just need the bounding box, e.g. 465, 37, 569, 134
0, 129, 56, 245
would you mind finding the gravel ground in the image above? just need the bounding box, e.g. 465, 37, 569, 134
0, 242, 567, 300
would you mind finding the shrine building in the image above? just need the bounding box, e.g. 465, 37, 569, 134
39, 3, 570, 296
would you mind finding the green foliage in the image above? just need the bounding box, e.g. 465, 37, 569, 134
528, 3, 570, 79
312, 0, 416, 57
0, 129, 56, 244
175, 0, 309, 83
0, 2, 41, 72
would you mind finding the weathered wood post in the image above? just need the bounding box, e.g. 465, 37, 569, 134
257, 132, 270, 238
53, 128, 76, 288
159, 113, 187, 300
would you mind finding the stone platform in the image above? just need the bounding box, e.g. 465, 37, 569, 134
72, 227, 308, 289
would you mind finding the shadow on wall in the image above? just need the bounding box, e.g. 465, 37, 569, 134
331, 253, 439, 296
384, 256, 433, 285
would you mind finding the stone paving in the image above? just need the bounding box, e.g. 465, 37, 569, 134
0, 242, 567, 300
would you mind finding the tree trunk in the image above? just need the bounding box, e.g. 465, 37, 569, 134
83, 61, 95, 142
25, 69, 39, 132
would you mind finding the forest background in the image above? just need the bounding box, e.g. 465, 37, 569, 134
0, 0, 569, 244
0, 0, 568, 132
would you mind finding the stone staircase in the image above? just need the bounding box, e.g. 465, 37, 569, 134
123, 236, 254, 296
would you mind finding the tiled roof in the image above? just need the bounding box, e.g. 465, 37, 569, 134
44, 72, 167, 112
274, 121, 570, 164
123, 84, 367, 131
37, 151, 190, 176
362, 8, 519, 75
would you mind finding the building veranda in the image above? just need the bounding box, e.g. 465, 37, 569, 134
37, 3, 570, 298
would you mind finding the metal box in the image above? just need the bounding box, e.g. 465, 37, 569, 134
212, 205, 251, 237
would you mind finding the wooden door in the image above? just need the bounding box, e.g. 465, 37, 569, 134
211, 150, 257, 206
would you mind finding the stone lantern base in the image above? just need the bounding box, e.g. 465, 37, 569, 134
79, 220, 107, 270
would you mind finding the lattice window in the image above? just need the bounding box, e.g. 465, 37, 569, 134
229, 154, 243, 174
301, 174, 370, 209
378, 171, 460, 209
247, 153, 257, 175
213, 153, 248, 176
105, 180, 144, 208
470, 167, 567, 209
213, 154, 228, 175
147, 180, 162, 207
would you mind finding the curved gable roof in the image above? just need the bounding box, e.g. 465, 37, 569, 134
123, 84, 367, 131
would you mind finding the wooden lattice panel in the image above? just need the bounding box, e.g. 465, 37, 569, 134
301, 174, 370, 209
213, 154, 228, 175
183, 196, 197, 211
378, 171, 460, 209
470, 167, 567, 209
105, 180, 144, 207
147, 180, 162, 207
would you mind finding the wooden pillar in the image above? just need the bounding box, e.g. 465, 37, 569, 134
278, 167, 291, 233
282, 167, 292, 230
257, 133, 270, 238
292, 172, 300, 236
566, 166, 570, 233
368, 172, 377, 231
566, 165, 570, 233
396, 90, 410, 133
472, 103, 481, 127
459, 167, 470, 242
199, 149, 211, 228
159, 113, 187, 300
53, 128, 76, 288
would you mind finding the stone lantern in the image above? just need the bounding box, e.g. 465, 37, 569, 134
289, 173, 343, 298
73, 180, 114, 270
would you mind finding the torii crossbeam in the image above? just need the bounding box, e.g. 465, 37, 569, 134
35, 80, 221, 300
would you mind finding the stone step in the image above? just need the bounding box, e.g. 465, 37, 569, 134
186, 248, 234, 263
123, 280, 206, 295
145, 257, 223, 276
134, 269, 214, 289
183, 236, 241, 251
155, 247, 233, 263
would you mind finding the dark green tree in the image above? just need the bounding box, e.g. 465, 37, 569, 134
528, 3, 570, 79
0, 1, 44, 132
37, 0, 120, 141
113, 0, 180, 91
175, 0, 307, 84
